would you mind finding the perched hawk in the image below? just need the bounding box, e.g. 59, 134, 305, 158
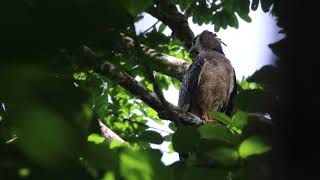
178, 30, 237, 124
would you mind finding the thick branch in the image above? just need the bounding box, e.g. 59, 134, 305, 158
99, 120, 125, 143
120, 34, 190, 81
83, 46, 203, 126
148, 0, 194, 49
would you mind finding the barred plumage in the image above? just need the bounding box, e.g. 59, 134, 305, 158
178, 30, 237, 123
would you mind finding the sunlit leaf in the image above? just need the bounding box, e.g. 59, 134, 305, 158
103, 171, 116, 180
168, 143, 175, 153
152, 118, 164, 125
73, 72, 88, 80
110, 140, 129, 149
239, 136, 271, 158
232, 111, 248, 132
88, 133, 105, 144
145, 107, 158, 119
18, 168, 31, 177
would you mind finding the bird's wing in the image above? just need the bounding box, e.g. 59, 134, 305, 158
178, 56, 206, 111
223, 68, 237, 116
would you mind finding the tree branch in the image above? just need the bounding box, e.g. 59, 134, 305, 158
147, 0, 194, 49
120, 33, 190, 81
99, 120, 125, 143
146, 67, 167, 106
83, 45, 203, 126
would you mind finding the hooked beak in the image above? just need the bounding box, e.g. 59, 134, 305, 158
217, 38, 227, 46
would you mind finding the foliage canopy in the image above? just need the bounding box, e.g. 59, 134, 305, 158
0, 0, 283, 179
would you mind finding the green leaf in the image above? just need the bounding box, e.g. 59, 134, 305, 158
145, 107, 158, 118
172, 126, 200, 153
251, 0, 260, 10
214, 25, 221, 32
220, 12, 228, 29
198, 124, 236, 145
179, 0, 193, 11
88, 133, 105, 144
139, 130, 163, 144
102, 171, 116, 180
239, 80, 264, 90
206, 147, 239, 166
119, 149, 153, 180
236, 0, 250, 15
239, 13, 252, 22
73, 72, 87, 80
110, 140, 129, 149
168, 143, 175, 153
260, 0, 273, 12
152, 118, 164, 125
230, 13, 239, 29
163, 134, 172, 141
18, 168, 30, 177
232, 111, 248, 131
169, 122, 177, 131
213, 14, 221, 32
158, 23, 167, 33
121, 0, 152, 16
211, 112, 232, 125
239, 136, 271, 158
172, 78, 181, 89
85, 142, 118, 170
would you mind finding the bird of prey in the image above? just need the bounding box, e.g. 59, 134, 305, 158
178, 30, 237, 124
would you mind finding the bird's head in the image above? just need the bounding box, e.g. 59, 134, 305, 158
189, 30, 226, 56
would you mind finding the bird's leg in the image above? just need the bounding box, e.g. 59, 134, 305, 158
201, 110, 215, 124
202, 110, 221, 124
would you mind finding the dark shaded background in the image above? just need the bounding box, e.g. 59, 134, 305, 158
275, 1, 320, 179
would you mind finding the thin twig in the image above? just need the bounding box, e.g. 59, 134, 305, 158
146, 68, 168, 106
123, 118, 173, 134
142, 20, 160, 35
